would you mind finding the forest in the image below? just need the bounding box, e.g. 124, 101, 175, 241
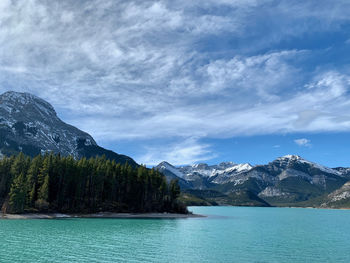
0, 153, 187, 214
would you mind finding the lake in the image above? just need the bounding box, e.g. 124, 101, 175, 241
1, 206, 350, 262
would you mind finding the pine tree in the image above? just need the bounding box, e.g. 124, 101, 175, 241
0, 153, 186, 214
38, 175, 49, 201
36, 175, 50, 211
10, 152, 28, 178
9, 173, 27, 213
26, 155, 42, 207
36, 155, 51, 211
170, 179, 181, 201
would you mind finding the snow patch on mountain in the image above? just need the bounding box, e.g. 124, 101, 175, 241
221, 163, 253, 174
275, 155, 341, 176
157, 161, 185, 178
179, 162, 253, 179
0, 91, 97, 158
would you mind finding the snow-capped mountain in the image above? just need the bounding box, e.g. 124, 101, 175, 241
269, 155, 341, 176
155, 155, 350, 207
155, 161, 253, 189
0, 91, 137, 165
178, 162, 253, 178
156, 155, 349, 187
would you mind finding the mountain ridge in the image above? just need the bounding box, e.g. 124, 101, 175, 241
0, 91, 137, 166
155, 155, 350, 208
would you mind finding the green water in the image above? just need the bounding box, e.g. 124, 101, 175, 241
1, 207, 350, 262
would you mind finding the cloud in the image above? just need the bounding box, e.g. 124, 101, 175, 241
1, 0, 350, 164
294, 138, 311, 147
68, 69, 350, 142
136, 138, 216, 166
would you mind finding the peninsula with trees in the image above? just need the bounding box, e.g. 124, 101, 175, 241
0, 153, 186, 216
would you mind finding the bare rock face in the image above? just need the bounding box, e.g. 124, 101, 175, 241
258, 187, 290, 198
321, 181, 350, 208
0, 91, 137, 166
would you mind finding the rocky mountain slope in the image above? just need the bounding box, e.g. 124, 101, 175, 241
156, 155, 350, 207
0, 91, 137, 166
321, 182, 350, 208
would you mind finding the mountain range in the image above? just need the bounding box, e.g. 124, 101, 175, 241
156, 155, 350, 208
1, 91, 350, 209
0, 91, 137, 166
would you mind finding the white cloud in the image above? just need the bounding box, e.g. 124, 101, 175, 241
198, 50, 303, 98
66, 69, 350, 142
1, 1, 350, 164
294, 138, 311, 147
136, 138, 216, 166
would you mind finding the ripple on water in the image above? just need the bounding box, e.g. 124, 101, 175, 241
1, 207, 350, 262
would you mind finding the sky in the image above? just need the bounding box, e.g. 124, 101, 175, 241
1, 0, 350, 167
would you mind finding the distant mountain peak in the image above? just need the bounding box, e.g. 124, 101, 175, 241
279, 155, 302, 160
156, 161, 185, 179
270, 154, 341, 176
158, 161, 175, 168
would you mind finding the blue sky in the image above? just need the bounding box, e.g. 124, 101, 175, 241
1, 0, 350, 167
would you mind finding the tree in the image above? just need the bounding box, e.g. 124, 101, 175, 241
0, 153, 187, 214
9, 173, 27, 213
170, 179, 181, 201
10, 152, 28, 178
26, 155, 43, 207
36, 175, 49, 211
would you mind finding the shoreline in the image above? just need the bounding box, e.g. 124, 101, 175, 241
2, 206, 348, 219
0, 212, 205, 220
188, 205, 350, 210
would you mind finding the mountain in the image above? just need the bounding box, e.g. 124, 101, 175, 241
0, 91, 137, 166
155, 155, 350, 208
156, 162, 193, 189
155, 161, 253, 189
321, 182, 350, 208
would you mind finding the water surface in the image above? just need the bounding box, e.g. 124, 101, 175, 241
1, 207, 349, 262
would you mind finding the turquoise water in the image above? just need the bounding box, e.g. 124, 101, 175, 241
1, 207, 350, 262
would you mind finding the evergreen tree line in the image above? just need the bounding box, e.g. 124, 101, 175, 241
0, 153, 186, 214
